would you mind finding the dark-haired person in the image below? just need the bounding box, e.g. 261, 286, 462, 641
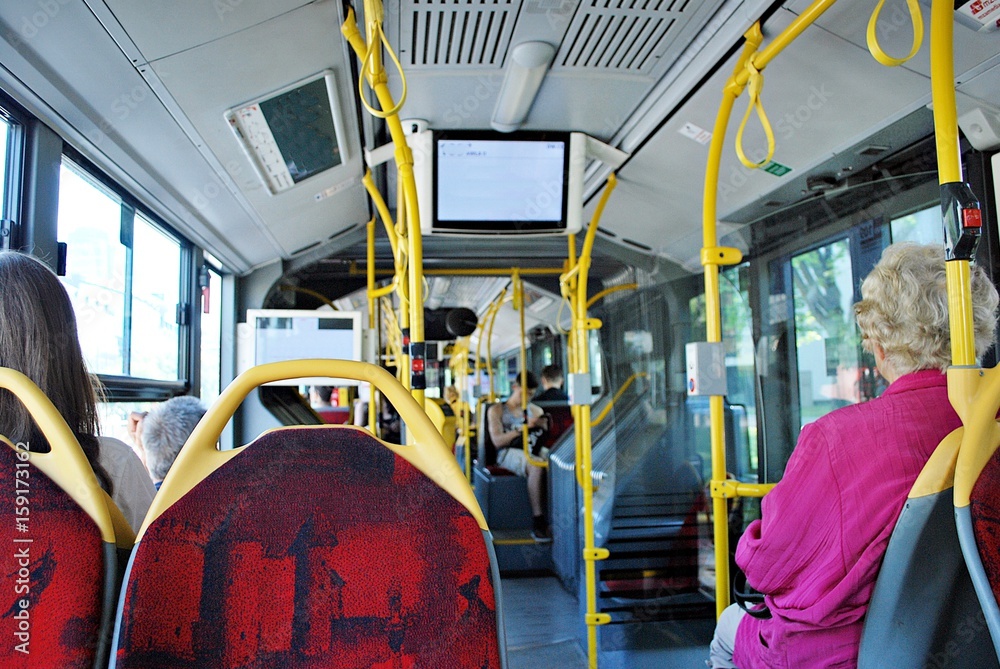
709, 243, 1000, 668
0, 251, 156, 532
534, 364, 568, 403
488, 371, 551, 540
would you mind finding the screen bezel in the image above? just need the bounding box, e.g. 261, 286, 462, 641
224, 70, 349, 196
431, 129, 573, 235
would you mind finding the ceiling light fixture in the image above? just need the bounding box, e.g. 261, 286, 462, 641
491, 42, 556, 133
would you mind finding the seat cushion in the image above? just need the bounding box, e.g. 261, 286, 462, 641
115, 427, 501, 668
0, 445, 105, 668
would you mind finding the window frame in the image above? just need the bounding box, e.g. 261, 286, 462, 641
0, 93, 28, 251
59, 148, 198, 403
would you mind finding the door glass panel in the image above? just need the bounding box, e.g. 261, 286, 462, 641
891, 206, 940, 245
792, 239, 861, 426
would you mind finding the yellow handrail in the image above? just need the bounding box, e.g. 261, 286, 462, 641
343, 6, 426, 409
562, 174, 618, 669
591, 372, 648, 427
702, 0, 839, 619
586, 283, 638, 309
484, 288, 509, 401
867, 0, 923, 67
278, 285, 338, 310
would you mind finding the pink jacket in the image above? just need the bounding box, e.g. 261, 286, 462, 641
733, 370, 960, 668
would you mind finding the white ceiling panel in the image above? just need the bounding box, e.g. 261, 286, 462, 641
148, 1, 369, 258
785, 0, 1000, 86
0, 0, 281, 272
591, 7, 935, 269
101, 0, 314, 63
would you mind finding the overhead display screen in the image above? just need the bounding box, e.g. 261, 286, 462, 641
436, 138, 565, 223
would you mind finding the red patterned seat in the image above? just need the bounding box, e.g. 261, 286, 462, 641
0, 367, 131, 669
0, 445, 106, 669
112, 360, 503, 669
971, 448, 1000, 606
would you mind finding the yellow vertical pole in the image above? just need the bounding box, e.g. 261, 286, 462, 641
692, 1, 838, 622
367, 217, 379, 433
514, 271, 531, 450
702, 27, 760, 616
931, 0, 976, 369
568, 175, 617, 669
343, 6, 424, 408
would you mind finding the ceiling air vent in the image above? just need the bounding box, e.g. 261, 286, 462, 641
400, 1, 518, 68
857, 144, 890, 157
555, 0, 695, 75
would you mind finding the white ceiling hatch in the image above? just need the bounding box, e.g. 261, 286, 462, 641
102, 0, 370, 260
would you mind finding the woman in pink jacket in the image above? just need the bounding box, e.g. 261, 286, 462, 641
710, 243, 999, 668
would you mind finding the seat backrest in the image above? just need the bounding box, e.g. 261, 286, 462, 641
112, 360, 503, 669
955, 365, 1000, 662
534, 404, 574, 452
964, 447, 1000, 658
0, 367, 132, 669
859, 427, 998, 669
477, 401, 500, 466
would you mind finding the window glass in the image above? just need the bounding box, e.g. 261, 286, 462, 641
720, 265, 758, 474
891, 206, 941, 244
200, 266, 223, 403
0, 117, 9, 223
792, 238, 861, 426
588, 330, 603, 394
58, 161, 127, 375
687, 265, 758, 479
131, 213, 180, 379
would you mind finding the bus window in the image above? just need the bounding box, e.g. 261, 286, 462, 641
891, 206, 941, 245
58, 159, 128, 375
792, 238, 861, 426
0, 117, 8, 228
130, 213, 180, 380
58, 158, 184, 381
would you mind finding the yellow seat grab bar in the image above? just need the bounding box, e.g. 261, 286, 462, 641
0, 367, 133, 548
867, 0, 924, 67
735, 57, 776, 169
141, 360, 488, 540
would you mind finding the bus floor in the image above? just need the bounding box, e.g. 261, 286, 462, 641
501, 575, 712, 668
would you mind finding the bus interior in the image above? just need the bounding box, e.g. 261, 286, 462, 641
1, 0, 1000, 667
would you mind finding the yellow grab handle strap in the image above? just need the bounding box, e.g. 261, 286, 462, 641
735, 59, 775, 169
358, 23, 408, 119
867, 0, 924, 67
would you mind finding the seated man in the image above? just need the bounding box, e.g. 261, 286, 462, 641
534, 364, 568, 403
487, 371, 551, 540
130, 396, 206, 490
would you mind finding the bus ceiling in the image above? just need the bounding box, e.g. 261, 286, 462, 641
0, 2, 998, 276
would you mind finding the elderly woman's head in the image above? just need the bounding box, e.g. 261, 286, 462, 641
854, 243, 998, 379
